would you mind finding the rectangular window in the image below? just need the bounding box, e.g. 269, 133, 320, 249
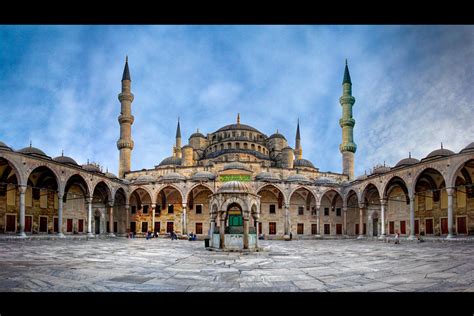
457, 217, 467, 234
32, 187, 40, 200
39, 216, 48, 233
53, 217, 58, 233
389, 221, 395, 234
5, 214, 16, 232
425, 219, 433, 235
324, 207, 329, 216
130, 221, 136, 233
355, 223, 359, 235
156, 205, 161, 216
258, 222, 262, 234
78, 219, 84, 233
195, 222, 203, 234
107, 221, 110, 233
297, 223, 304, 234
167, 222, 174, 233
298, 206, 304, 215
114, 222, 118, 233
168, 204, 174, 214
336, 208, 341, 216
154, 222, 160, 233
131, 205, 137, 214
336, 224, 342, 235
311, 224, 317, 235
196, 205, 202, 214
142, 222, 148, 233
269, 222, 276, 235
143, 205, 149, 214
25, 215, 32, 233
67, 219, 73, 233
363, 223, 367, 235
414, 219, 419, 235
324, 224, 330, 235
400, 221, 406, 235
269, 204, 276, 214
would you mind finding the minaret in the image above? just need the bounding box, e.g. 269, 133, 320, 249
339, 59, 357, 180
294, 119, 302, 160
173, 118, 182, 158
117, 56, 134, 178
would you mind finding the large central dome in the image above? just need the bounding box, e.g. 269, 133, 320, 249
215, 123, 261, 134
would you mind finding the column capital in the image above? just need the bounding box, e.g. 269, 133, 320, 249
86, 196, 93, 203
124, 203, 130, 209
18, 184, 27, 194
446, 188, 454, 196
379, 198, 387, 206
108, 200, 114, 207
151, 203, 156, 209
358, 202, 365, 209
182, 203, 187, 208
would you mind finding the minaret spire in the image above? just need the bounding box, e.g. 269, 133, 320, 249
237, 113, 240, 125
339, 60, 357, 180
294, 118, 302, 160
173, 117, 182, 158
176, 117, 181, 139
117, 56, 135, 178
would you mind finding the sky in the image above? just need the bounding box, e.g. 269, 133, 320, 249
0, 25, 473, 177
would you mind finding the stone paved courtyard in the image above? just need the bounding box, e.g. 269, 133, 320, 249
0, 238, 473, 292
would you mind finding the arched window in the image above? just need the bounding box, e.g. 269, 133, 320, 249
236, 143, 240, 149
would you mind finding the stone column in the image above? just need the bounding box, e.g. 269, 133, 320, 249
316, 206, 321, 236
357, 205, 364, 239
379, 198, 386, 238
18, 185, 27, 238
87, 197, 94, 237
182, 203, 187, 235
243, 217, 249, 249
151, 204, 156, 234
219, 214, 225, 249
284, 204, 290, 238
57, 191, 65, 237
447, 188, 454, 239
255, 218, 259, 248
209, 219, 215, 248
108, 202, 115, 237
125, 204, 130, 235
408, 195, 415, 240
343, 206, 348, 236
367, 211, 373, 237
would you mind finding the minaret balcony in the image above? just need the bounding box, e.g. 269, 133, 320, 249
118, 92, 134, 102
117, 139, 134, 150
339, 95, 355, 105
118, 114, 134, 124
339, 118, 355, 127
339, 143, 357, 153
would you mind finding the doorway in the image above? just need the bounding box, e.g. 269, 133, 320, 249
95, 216, 100, 234
373, 218, 378, 236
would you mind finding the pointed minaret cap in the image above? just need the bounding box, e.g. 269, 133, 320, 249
122, 55, 131, 81
343, 59, 352, 85
237, 113, 240, 125
176, 117, 181, 138
296, 118, 301, 141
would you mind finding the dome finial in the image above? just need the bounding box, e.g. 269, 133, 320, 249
197, 128, 199, 133
29, 140, 32, 148
87, 158, 89, 164
61, 149, 64, 156
441, 142, 443, 149
345, 58, 348, 66
276, 129, 279, 134
237, 113, 240, 124
409, 151, 411, 158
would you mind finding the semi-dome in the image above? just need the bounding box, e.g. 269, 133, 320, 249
158, 156, 182, 167
105, 172, 118, 179
0, 141, 13, 151
395, 156, 420, 168
17, 146, 49, 158
286, 174, 311, 183
424, 147, 454, 159
460, 142, 474, 153
255, 172, 281, 182
268, 132, 286, 140
314, 177, 337, 185
135, 174, 155, 183
218, 181, 251, 193
223, 162, 251, 172
82, 163, 101, 173
372, 165, 391, 174
160, 172, 186, 181
294, 158, 315, 169
53, 155, 78, 166
192, 171, 216, 181
216, 123, 261, 134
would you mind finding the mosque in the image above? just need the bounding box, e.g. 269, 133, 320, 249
0, 58, 473, 250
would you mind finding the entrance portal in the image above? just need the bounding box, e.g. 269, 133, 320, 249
95, 216, 100, 234
227, 203, 243, 233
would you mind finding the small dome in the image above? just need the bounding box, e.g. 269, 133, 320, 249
53, 155, 78, 166
82, 163, 101, 173
356, 174, 368, 181
314, 177, 337, 185
282, 146, 293, 151
105, 172, 118, 179
17, 146, 49, 158
395, 156, 420, 168
192, 171, 216, 181
294, 159, 315, 169
286, 174, 311, 183
268, 132, 287, 141
223, 162, 251, 172
160, 172, 186, 181
135, 174, 155, 183
460, 142, 474, 153
0, 141, 13, 151
372, 165, 391, 174
424, 147, 454, 159
255, 172, 281, 182
218, 181, 251, 193
190, 132, 205, 139
158, 156, 182, 167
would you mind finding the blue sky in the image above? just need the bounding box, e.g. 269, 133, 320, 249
0, 25, 473, 176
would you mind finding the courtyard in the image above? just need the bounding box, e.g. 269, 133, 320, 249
0, 238, 473, 292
